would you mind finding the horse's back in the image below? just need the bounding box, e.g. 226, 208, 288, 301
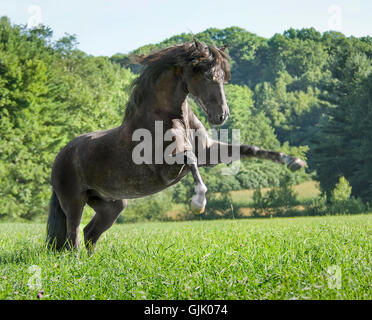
51, 128, 120, 192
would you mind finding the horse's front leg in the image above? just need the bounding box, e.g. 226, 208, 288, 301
185, 151, 207, 213
239, 144, 307, 171
203, 141, 306, 171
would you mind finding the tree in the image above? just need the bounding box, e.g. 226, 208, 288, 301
0, 17, 134, 219
330, 176, 352, 204
312, 53, 372, 201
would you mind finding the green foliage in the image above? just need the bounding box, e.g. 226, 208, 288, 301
330, 176, 352, 204
303, 177, 367, 216
252, 174, 299, 217
252, 188, 267, 215
0, 17, 134, 219
305, 194, 367, 217
204, 192, 235, 219
327, 177, 366, 215
304, 195, 328, 216
329, 197, 367, 216
311, 53, 372, 202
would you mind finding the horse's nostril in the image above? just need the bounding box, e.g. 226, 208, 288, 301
219, 115, 224, 122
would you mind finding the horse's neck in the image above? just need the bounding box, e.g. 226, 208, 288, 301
153, 70, 189, 120
126, 69, 190, 130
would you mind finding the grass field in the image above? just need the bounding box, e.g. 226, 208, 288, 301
0, 214, 371, 300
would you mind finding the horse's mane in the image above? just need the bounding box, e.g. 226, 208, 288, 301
124, 40, 230, 117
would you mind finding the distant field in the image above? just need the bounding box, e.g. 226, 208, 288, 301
0, 214, 371, 300
167, 181, 321, 219
220, 181, 321, 204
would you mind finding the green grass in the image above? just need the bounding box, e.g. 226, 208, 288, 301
0, 214, 371, 300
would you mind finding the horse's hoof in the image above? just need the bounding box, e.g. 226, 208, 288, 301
191, 196, 206, 214
191, 205, 205, 214
287, 158, 306, 171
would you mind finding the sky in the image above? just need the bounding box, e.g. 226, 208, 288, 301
0, 0, 371, 56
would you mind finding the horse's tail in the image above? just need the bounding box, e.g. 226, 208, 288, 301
46, 190, 67, 250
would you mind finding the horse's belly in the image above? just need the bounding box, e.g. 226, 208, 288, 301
87, 163, 189, 200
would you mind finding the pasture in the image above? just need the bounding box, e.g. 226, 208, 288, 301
0, 214, 371, 300
227, 180, 321, 204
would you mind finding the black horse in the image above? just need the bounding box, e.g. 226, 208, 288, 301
47, 40, 306, 252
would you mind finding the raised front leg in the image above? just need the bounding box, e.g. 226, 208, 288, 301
240, 145, 307, 171
201, 141, 307, 171
185, 151, 207, 213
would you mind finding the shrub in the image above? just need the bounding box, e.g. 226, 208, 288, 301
252, 174, 299, 217
304, 177, 367, 216
304, 195, 328, 216
330, 176, 352, 204
329, 197, 366, 215
328, 177, 367, 215
204, 192, 235, 219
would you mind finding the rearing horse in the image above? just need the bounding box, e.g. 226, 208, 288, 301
47, 40, 306, 251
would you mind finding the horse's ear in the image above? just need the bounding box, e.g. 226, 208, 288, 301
219, 45, 228, 52
194, 39, 204, 52
194, 39, 209, 57
129, 54, 146, 65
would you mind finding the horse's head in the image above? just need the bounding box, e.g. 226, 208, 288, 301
183, 40, 231, 126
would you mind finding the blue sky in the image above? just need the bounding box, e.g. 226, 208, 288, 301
0, 0, 370, 56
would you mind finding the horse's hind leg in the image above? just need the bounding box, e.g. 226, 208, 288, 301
57, 191, 87, 250
84, 197, 127, 253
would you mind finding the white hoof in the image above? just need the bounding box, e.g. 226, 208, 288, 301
191, 195, 206, 214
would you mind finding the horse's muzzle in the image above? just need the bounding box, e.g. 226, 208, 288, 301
209, 110, 229, 126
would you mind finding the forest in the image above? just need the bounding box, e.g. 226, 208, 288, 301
0, 16, 371, 221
